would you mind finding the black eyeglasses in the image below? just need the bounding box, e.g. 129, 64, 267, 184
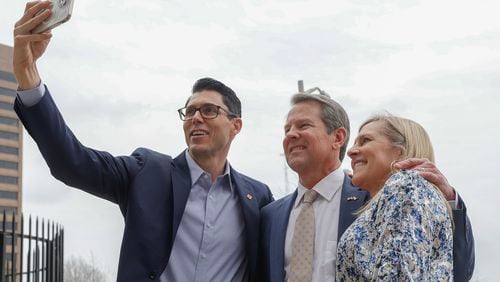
177, 104, 237, 121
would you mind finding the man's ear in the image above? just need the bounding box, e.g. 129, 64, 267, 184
232, 118, 243, 136
331, 127, 347, 150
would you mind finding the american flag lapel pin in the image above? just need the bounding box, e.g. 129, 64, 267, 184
347, 196, 358, 201
246, 194, 253, 200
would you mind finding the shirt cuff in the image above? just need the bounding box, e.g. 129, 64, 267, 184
448, 190, 459, 210
17, 82, 45, 107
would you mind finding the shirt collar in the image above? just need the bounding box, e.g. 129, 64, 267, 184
185, 150, 233, 190
294, 166, 345, 208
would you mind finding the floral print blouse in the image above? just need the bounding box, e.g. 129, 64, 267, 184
336, 170, 453, 281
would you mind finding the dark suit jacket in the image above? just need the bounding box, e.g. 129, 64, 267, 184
14, 88, 274, 282
259, 175, 475, 282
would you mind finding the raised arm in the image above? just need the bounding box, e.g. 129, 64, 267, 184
12, 2, 144, 210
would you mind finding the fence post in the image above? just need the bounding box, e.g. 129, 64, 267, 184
10, 211, 16, 282
35, 217, 39, 282
27, 216, 31, 282
1, 211, 6, 282
41, 218, 45, 282
20, 215, 24, 282
0, 233, 5, 282
60, 228, 64, 282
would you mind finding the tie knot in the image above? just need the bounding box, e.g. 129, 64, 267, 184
303, 189, 318, 204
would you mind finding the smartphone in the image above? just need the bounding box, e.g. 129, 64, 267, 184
33, 0, 74, 34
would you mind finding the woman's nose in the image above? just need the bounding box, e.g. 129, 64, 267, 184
347, 146, 359, 158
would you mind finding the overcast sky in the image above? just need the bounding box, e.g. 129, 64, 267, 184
1, 0, 499, 280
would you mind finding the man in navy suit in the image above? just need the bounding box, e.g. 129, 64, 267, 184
260, 89, 475, 281
13, 2, 273, 281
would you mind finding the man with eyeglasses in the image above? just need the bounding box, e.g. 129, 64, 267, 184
12, 2, 273, 281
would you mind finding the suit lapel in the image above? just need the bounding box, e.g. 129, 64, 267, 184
171, 151, 193, 240
231, 168, 260, 222
270, 192, 297, 281
337, 175, 369, 241
230, 168, 260, 276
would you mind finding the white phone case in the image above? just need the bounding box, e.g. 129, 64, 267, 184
33, 0, 74, 34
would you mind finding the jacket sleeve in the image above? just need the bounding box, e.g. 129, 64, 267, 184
14, 86, 143, 209
452, 194, 475, 281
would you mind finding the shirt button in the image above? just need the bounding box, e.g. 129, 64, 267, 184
148, 272, 156, 280
201, 253, 206, 258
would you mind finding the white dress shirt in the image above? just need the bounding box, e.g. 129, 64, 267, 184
284, 167, 345, 281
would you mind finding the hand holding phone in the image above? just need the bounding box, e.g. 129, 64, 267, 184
33, 0, 74, 34
13, 1, 54, 90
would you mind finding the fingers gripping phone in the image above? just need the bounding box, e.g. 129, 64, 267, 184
33, 0, 74, 34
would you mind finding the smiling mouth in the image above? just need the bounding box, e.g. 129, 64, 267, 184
289, 145, 306, 153
190, 129, 209, 137
352, 160, 367, 169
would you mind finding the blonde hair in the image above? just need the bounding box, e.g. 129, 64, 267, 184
359, 114, 435, 162
356, 113, 452, 219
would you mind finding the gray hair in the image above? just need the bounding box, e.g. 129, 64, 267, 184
290, 88, 350, 161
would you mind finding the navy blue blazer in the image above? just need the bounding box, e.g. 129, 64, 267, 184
259, 175, 368, 282
259, 175, 475, 282
14, 88, 274, 282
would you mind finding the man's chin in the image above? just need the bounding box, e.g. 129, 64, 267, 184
188, 145, 204, 154
189, 145, 211, 158
287, 159, 306, 174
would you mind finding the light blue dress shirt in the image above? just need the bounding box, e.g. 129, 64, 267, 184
16, 82, 45, 106
160, 149, 247, 281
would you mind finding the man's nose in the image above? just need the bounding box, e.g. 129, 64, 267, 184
285, 128, 299, 139
191, 110, 204, 123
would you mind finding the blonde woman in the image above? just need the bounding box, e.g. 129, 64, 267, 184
336, 114, 453, 281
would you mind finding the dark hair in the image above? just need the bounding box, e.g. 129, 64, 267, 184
186, 77, 242, 118
291, 89, 350, 161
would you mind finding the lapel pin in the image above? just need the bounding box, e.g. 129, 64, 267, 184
246, 194, 253, 200
347, 196, 358, 201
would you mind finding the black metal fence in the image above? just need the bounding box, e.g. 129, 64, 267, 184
0, 212, 64, 282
